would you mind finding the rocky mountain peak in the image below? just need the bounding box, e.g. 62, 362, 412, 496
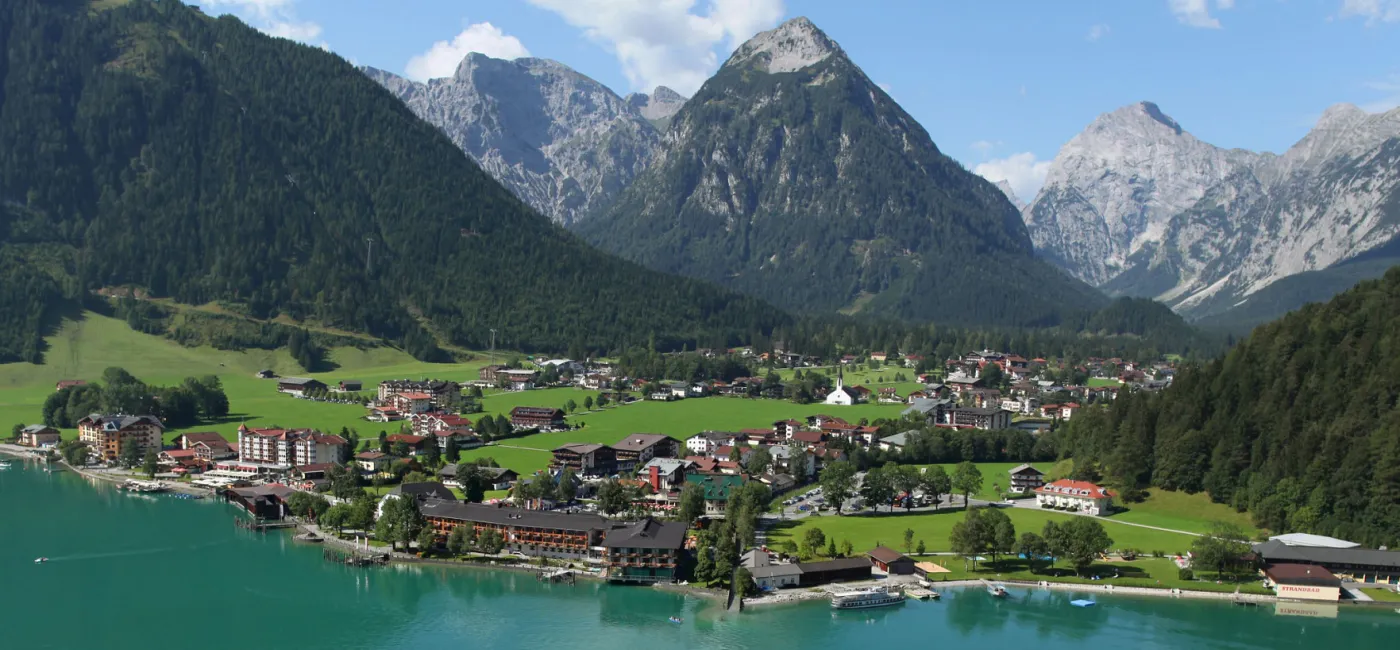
1315, 102, 1367, 129
624, 86, 688, 125
994, 180, 1025, 210
725, 16, 842, 74
364, 53, 661, 226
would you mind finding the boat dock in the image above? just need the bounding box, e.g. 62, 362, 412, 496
906, 587, 940, 600
538, 568, 577, 584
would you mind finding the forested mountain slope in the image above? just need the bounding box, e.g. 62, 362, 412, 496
0, 0, 787, 363
1060, 267, 1400, 546
575, 18, 1105, 327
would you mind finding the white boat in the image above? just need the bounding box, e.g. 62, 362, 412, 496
34, 557, 47, 564
830, 587, 906, 610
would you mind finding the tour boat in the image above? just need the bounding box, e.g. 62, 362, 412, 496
830, 587, 906, 610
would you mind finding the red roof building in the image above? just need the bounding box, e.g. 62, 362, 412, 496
1034, 479, 1113, 515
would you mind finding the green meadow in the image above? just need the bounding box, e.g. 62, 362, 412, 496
768, 506, 1199, 557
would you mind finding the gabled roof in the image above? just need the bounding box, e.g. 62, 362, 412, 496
868, 546, 910, 564
1036, 479, 1109, 499
277, 377, 322, 386
601, 518, 687, 549
390, 482, 458, 502
1008, 464, 1043, 477
554, 443, 605, 454
791, 430, 823, 443
1253, 539, 1400, 569
611, 433, 671, 452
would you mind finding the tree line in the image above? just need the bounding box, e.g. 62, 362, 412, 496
41, 367, 229, 429
1057, 267, 1400, 547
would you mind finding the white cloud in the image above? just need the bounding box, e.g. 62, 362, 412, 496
974, 152, 1051, 202
969, 140, 1000, 156
1362, 73, 1400, 112
1339, 0, 1400, 24
526, 0, 785, 95
1168, 0, 1233, 29
1086, 24, 1111, 41
201, 0, 325, 46
405, 23, 532, 81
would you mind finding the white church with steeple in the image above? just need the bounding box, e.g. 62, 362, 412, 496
824, 367, 860, 406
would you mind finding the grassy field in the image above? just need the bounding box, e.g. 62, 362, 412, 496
1107, 488, 1261, 536
914, 556, 1272, 595
1361, 587, 1400, 602
911, 462, 1030, 501
774, 365, 924, 398
508, 396, 907, 452
768, 507, 1199, 557
1086, 378, 1122, 387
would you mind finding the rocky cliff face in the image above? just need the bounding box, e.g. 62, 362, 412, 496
624, 86, 687, 130
575, 17, 1103, 326
1024, 102, 1264, 286
1028, 102, 1400, 322
363, 55, 662, 226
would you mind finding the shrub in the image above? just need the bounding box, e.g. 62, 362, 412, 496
1178, 568, 1194, 581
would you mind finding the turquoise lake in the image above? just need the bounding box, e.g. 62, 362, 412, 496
2, 459, 1396, 649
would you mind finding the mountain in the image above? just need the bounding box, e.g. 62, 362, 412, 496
993, 181, 1025, 211
575, 17, 1106, 327
1027, 101, 1400, 326
0, 0, 787, 363
624, 86, 687, 130
1024, 102, 1265, 287
1061, 266, 1400, 547
363, 55, 662, 226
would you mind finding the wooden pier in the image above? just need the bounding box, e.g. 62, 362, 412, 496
234, 517, 298, 532
323, 548, 389, 567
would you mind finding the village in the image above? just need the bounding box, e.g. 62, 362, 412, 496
7, 347, 1398, 608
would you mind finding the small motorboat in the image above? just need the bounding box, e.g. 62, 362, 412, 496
34, 557, 48, 564
668, 617, 683, 624
1071, 599, 1096, 607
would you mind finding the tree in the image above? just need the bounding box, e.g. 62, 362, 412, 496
597, 479, 629, 515
859, 466, 896, 512
728, 446, 742, 463
678, 482, 706, 526
141, 450, 159, 479
321, 504, 350, 535
903, 528, 915, 554
120, 437, 142, 469
9, 423, 22, 440
596, 394, 609, 408
445, 437, 460, 463
1062, 517, 1113, 574
890, 465, 923, 512
565, 398, 577, 414
62, 442, 88, 466
478, 529, 505, 555
952, 461, 983, 509
583, 396, 594, 411
1190, 521, 1252, 581
347, 495, 376, 532
979, 363, 1004, 389
916, 539, 927, 556
819, 461, 857, 515
921, 465, 952, 509
746, 447, 773, 475
1017, 532, 1050, 573
949, 508, 989, 570
392, 441, 411, 457
446, 525, 468, 555
802, 527, 827, 558
458, 465, 487, 503
403, 470, 430, 484
378, 432, 390, 455
557, 467, 578, 503
989, 509, 1016, 566
840, 539, 853, 558
417, 526, 437, 555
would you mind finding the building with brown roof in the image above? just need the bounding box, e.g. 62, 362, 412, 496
1264, 564, 1342, 601
868, 546, 915, 575
78, 414, 164, 462
610, 433, 676, 470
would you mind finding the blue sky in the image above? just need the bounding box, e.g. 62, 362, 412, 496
202, 0, 1399, 199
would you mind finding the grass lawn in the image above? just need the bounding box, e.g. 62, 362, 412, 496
767, 507, 1199, 557
911, 462, 1030, 501
0, 311, 494, 443
511, 396, 906, 452
1086, 378, 1122, 387
1106, 488, 1261, 536
458, 445, 552, 475
1361, 587, 1400, 602
774, 366, 923, 398
913, 556, 1272, 595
